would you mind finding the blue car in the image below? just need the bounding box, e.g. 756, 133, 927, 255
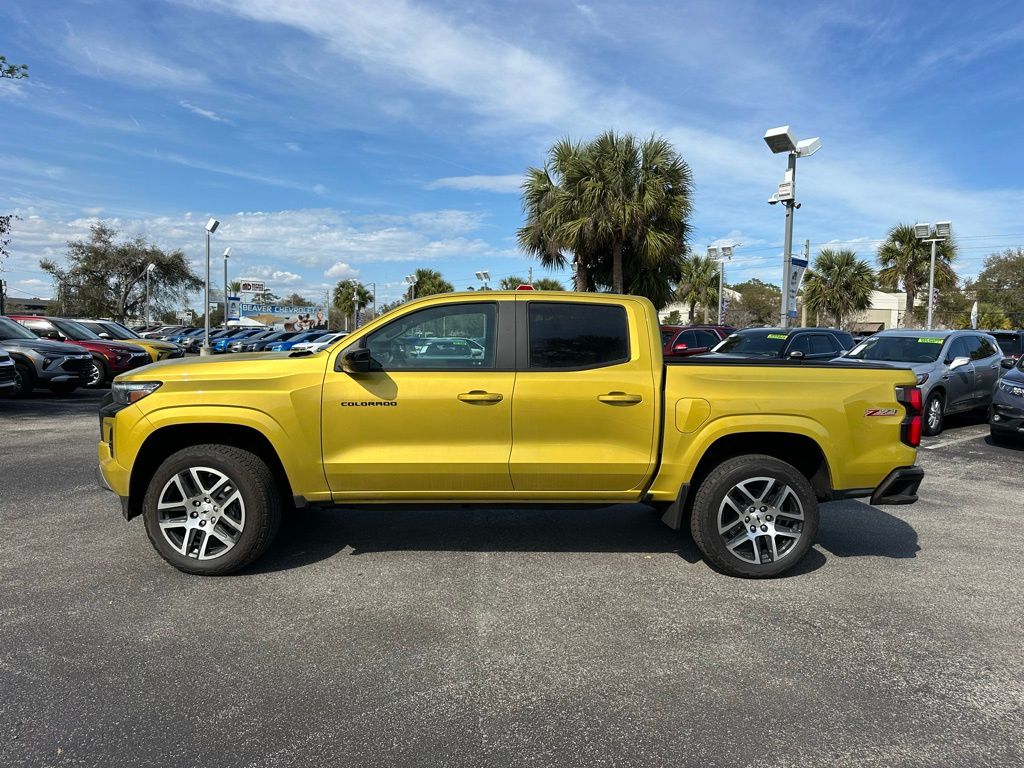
211, 329, 265, 353
265, 330, 327, 351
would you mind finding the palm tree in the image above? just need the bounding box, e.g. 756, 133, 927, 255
677, 254, 719, 321
332, 280, 373, 330
518, 132, 693, 295
407, 268, 453, 299
801, 249, 874, 328
877, 223, 957, 325
498, 276, 565, 290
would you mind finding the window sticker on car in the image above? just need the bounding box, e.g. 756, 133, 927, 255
917, 338, 943, 344
767, 334, 788, 340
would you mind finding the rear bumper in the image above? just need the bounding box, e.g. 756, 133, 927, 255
870, 466, 924, 506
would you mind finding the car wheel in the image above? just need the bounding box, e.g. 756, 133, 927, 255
923, 392, 944, 436
12, 363, 35, 397
690, 454, 819, 578
86, 356, 108, 388
48, 382, 78, 395
142, 444, 282, 575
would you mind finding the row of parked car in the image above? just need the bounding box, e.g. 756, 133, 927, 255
131, 325, 348, 354
0, 314, 349, 397
661, 323, 1024, 440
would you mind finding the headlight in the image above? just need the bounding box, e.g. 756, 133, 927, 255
998, 380, 1024, 398
112, 380, 162, 405
916, 373, 929, 385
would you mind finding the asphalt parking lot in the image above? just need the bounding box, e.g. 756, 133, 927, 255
2, 391, 1023, 768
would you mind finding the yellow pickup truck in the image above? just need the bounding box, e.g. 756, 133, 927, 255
97, 291, 924, 578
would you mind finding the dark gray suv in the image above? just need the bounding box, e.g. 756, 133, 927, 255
0, 316, 91, 396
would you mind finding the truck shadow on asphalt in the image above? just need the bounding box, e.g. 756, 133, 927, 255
248, 499, 919, 577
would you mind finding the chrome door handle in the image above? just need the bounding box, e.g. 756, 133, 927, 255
457, 391, 503, 403
598, 392, 643, 404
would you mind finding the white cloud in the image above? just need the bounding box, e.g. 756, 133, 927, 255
0, 155, 65, 180
179, 101, 231, 124
63, 29, 210, 90
426, 174, 523, 194
285, 142, 302, 152
324, 261, 358, 279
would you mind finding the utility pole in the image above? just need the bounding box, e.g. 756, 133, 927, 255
528, 266, 533, 285
0, 279, 5, 315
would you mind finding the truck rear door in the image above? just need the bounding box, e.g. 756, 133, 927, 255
509, 297, 659, 493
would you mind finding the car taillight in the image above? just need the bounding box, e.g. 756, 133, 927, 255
896, 386, 922, 447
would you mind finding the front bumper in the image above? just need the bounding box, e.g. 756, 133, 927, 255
990, 401, 1024, 435
870, 466, 925, 506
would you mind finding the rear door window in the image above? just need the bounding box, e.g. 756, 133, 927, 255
528, 303, 629, 369
810, 334, 839, 356
693, 330, 720, 347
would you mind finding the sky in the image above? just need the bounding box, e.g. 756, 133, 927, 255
2, 0, 1024, 309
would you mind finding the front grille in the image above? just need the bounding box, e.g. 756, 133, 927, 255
61, 356, 91, 373
0, 362, 15, 384
127, 353, 150, 369
168, 350, 184, 359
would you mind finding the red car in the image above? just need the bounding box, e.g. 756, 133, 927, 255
660, 324, 734, 357
9, 315, 152, 387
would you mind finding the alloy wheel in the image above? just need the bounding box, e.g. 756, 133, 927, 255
927, 397, 942, 432
156, 466, 245, 560
717, 476, 805, 565
87, 361, 103, 387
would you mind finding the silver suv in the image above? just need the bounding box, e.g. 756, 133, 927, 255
839, 329, 1003, 435
0, 316, 91, 396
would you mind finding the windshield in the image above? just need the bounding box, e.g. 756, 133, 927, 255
0, 316, 39, 340
714, 330, 788, 356
845, 335, 945, 363
52, 318, 100, 341
106, 321, 140, 339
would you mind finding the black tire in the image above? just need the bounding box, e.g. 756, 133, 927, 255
86, 356, 108, 388
12, 363, 35, 397
142, 444, 282, 575
48, 382, 78, 395
923, 392, 945, 436
690, 454, 819, 578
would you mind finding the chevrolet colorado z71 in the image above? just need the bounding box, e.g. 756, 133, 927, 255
98, 292, 924, 578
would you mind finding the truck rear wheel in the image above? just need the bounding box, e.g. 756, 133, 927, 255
690, 454, 818, 578
142, 444, 282, 575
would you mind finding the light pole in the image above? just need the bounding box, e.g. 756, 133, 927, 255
707, 244, 735, 324
145, 263, 156, 325
915, 221, 952, 329
201, 217, 220, 356
222, 247, 232, 330
764, 126, 821, 328
475, 270, 491, 290
404, 274, 417, 300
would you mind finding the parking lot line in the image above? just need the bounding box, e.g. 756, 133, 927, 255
923, 428, 989, 450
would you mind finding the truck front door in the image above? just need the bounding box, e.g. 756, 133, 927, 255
322, 299, 515, 497
509, 298, 658, 494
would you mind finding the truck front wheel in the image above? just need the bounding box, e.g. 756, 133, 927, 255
690, 454, 819, 578
142, 444, 282, 575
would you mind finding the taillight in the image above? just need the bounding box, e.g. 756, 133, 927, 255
896, 386, 923, 447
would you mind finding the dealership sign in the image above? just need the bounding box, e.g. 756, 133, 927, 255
240, 303, 329, 331
238, 278, 266, 293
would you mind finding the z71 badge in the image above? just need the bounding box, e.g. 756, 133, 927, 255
864, 408, 898, 417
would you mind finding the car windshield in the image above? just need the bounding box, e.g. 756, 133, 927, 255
52, 319, 101, 340
107, 322, 141, 338
0, 316, 39, 340
714, 330, 788, 356
660, 328, 677, 344
845, 335, 945, 363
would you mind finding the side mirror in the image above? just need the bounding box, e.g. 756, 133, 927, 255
340, 347, 372, 373
98, 332, 112, 339
1001, 358, 1015, 369
788, 350, 805, 359
672, 342, 688, 351
949, 356, 971, 371
43, 330, 63, 341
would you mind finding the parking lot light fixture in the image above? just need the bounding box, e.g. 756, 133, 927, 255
201, 218, 220, 356
145, 263, 156, 326
222, 247, 232, 331
404, 274, 417, 300
916, 221, 952, 330
764, 126, 821, 328
709, 244, 735, 325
